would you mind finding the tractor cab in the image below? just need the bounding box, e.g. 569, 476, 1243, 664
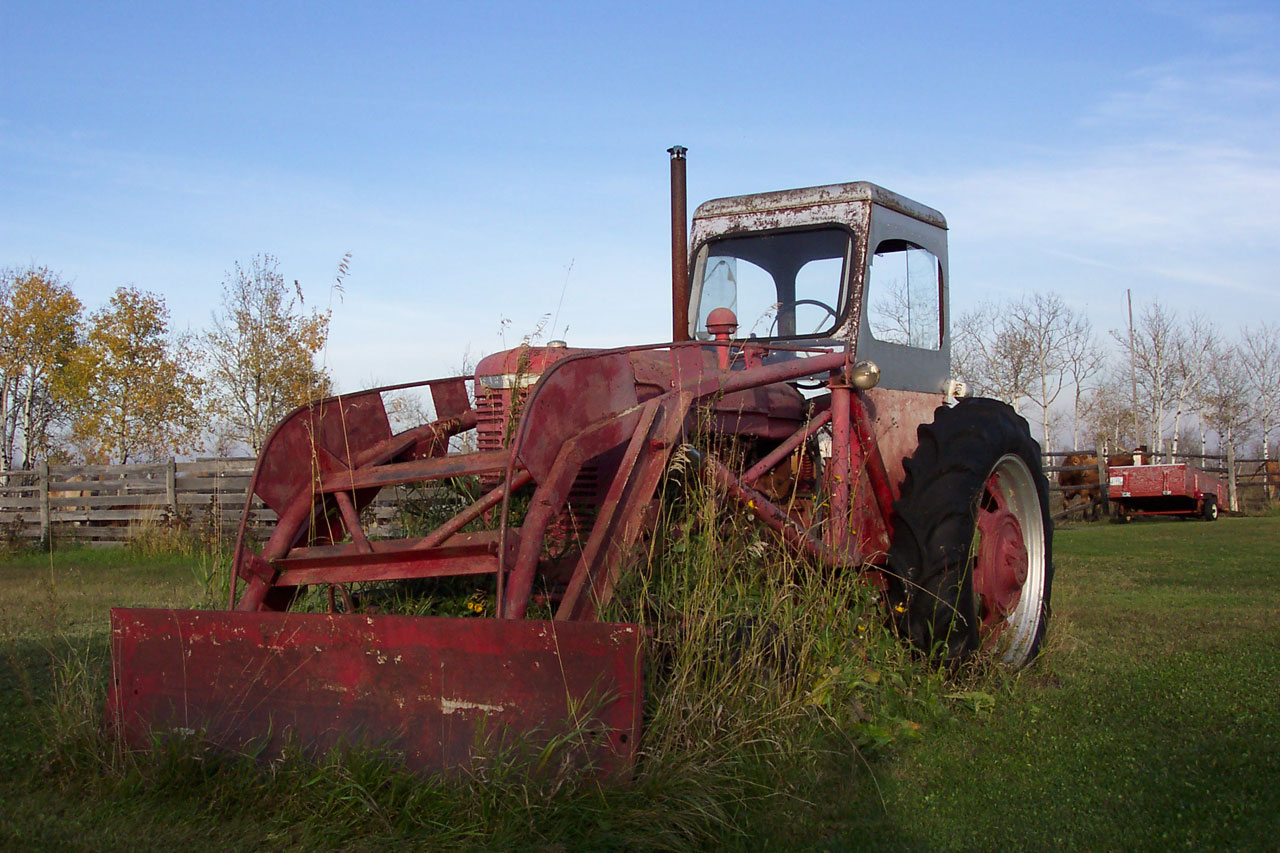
687, 182, 951, 394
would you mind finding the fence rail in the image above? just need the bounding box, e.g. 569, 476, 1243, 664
0, 459, 265, 545
0, 449, 1275, 545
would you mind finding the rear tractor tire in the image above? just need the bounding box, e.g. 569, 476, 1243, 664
886, 398, 1053, 669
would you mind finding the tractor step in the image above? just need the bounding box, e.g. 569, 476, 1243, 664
108, 608, 643, 776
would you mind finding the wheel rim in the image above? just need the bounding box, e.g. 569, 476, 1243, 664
973, 453, 1047, 665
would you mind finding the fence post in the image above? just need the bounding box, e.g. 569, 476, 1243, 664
165, 458, 177, 511
1095, 449, 1110, 517
1226, 444, 1238, 512
38, 461, 50, 544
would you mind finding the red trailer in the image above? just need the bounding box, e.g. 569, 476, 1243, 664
1108, 463, 1227, 521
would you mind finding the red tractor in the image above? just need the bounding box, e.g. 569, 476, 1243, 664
109, 149, 1053, 774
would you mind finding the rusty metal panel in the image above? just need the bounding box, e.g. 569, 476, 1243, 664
1114, 465, 1152, 497
859, 388, 944, 500
515, 351, 640, 482
691, 182, 946, 229
109, 609, 642, 776
428, 378, 471, 421
253, 390, 393, 515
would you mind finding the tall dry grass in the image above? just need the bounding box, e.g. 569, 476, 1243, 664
10, 443, 963, 849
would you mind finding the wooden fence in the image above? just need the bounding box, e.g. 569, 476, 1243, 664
0, 449, 1275, 546
0, 459, 265, 545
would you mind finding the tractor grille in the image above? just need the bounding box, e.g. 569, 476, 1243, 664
474, 386, 601, 540
475, 387, 510, 453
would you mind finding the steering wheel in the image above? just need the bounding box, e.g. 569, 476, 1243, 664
769, 298, 839, 337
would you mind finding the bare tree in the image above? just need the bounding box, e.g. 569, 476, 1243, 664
952, 293, 1091, 449
1239, 322, 1280, 462
951, 303, 1036, 413
1083, 373, 1141, 452
1006, 293, 1075, 449
1197, 339, 1253, 458
869, 280, 912, 345
1167, 314, 1220, 456
1111, 300, 1179, 453
1060, 310, 1105, 450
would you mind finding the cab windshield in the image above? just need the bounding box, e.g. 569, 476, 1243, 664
692, 227, 851, 340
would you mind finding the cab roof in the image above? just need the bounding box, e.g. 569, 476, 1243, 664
692, 181, 947, 230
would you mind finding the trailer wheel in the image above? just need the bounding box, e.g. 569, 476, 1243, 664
886, 398, 1053, 669
1201, 496, 1219, 521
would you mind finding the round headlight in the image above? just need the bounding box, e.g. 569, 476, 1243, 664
850, 360, 880, 390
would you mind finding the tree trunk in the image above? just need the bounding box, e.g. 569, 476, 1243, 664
0, 376, 10, 470
20, 367, 34, 469
1226, 435, 1238, 512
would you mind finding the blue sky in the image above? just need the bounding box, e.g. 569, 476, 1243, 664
2, 1, 1277, 392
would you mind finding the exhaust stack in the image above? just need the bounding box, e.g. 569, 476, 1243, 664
668, 145, 689, 341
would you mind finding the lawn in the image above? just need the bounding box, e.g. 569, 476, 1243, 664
1, 516, 1277, 851
819, 515, 1280, 851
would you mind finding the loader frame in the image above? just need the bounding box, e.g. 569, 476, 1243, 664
227, 340, 894, 621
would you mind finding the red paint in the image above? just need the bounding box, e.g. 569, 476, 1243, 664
108, 608, 642, 777
974, 473, 1028, 638
1110, 463, 1228, 519
828, 381, 852, 551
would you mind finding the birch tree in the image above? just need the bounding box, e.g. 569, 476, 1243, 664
1167, 314, 1219, 456
1239, 322, 1280, 461
1197, 339, 1253, 457
0, 267, 84, 468
1061, 311, 1105, 450
1111, 300, 1179, 453
1007, 293, 1073, 449
1083, 374, 1141, 452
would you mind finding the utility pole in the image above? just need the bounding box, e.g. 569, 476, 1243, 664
1128, 290, 1139, 448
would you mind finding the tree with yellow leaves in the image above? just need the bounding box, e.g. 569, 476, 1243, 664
0, 266, 84, 468
68, 287, 203, 463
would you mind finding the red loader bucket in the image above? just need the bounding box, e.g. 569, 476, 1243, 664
108, 608, 643, 776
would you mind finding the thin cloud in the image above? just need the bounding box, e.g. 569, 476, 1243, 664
928, 50, 1280, 332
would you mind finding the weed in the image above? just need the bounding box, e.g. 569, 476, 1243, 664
0, 511, 29, 555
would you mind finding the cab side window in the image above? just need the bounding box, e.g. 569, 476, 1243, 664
866, 240, 942, 350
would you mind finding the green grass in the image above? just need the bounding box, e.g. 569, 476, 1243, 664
2, 516, 1278, 850
0, 546, 209, 639
816, 516, 1280, 851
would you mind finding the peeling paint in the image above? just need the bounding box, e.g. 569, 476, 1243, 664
440, 697, 505, 715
